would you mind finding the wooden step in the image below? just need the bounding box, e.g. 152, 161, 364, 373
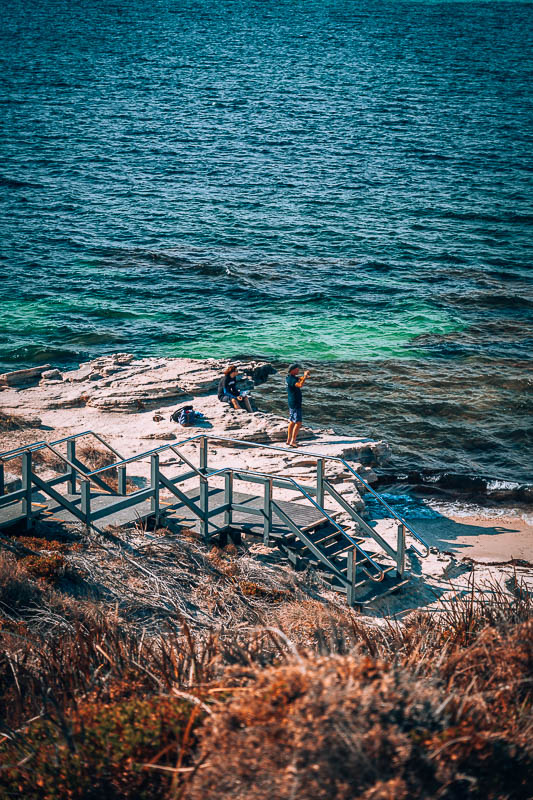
340, 562, 397, 577
322, 535, 366, 557
322, 539, 355, 559
308, 528, 340, 546
355, 575, 412, 606
325, 571, 411, 602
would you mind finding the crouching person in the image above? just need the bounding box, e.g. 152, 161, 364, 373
218, 365, 253, 412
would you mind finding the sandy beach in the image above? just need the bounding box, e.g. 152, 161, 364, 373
415, 513, 533, 564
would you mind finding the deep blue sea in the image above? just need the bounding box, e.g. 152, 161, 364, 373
1, 0, 532, 489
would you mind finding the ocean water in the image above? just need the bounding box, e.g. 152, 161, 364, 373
1, 0, 532, 487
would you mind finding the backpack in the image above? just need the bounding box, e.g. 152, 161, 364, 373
170, 406, 196, 426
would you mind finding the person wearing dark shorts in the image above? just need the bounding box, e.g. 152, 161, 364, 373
286, 363, 310, 447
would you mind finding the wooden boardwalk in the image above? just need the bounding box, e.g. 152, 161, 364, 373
162, 486, 329, 538
0, 431, 430, 606
0, 491, 154, 530
0, 485, 328, 539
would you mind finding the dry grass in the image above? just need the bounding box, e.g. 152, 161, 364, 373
31, 447, 67, 472
0, 526, 531, 800
0, 411, 38, 432
77, 441, 138, 493
0, 550, 43, 611
26, 440, 138, 494
77, 442, 116, 471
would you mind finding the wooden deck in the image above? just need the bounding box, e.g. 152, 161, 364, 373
0, 485, 328, 538
0, 491, 155, 530
162, 486, 329, 538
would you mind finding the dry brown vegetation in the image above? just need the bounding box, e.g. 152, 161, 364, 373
0, 411, 38, 432
0, 523, 531, 800
5, 439, 139, 495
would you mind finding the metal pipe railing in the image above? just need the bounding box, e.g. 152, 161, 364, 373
82, 432, 429, 557
206, 436, 430, 557
159, 433, 430, 558
1, 428, 429, 557
205, 465, 386, 582
40, 443, 114, 492
0, 430, 125, 464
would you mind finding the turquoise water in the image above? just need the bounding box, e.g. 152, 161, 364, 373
1, 0, 532, 484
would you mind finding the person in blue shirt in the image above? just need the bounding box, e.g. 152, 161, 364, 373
285, 363, 310, 447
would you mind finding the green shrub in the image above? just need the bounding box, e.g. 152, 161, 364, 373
0, 695, 199, 800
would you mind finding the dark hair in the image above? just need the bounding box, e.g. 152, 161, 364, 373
288, 363, 302, 374
224, 364, 238, 376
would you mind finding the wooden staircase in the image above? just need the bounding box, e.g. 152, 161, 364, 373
0, 432, 430, 607
276, 520, 411, 606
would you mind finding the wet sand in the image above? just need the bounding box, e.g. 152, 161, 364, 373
414, 513, 533, 564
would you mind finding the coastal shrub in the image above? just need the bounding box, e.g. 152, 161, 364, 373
76, 441, 142, 493
185, 647, 532, 800
0, 551, 42, 611
238, 579, 292, 603
20, 552, 66, 583
14, 535, 82, 553
0, 695, 199, 800
0, 524, 531, 799
77, 442, 115, 470
186, 655, 442, 799
0, 411, 33, 431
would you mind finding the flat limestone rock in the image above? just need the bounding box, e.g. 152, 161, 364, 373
87, 385, 190, 412
40, 391, 88, 409
41, 369, 62, 381
0, 365, 51, 388
294, 439, 391, 467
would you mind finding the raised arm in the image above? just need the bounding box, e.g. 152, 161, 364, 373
295, 370, 310, 388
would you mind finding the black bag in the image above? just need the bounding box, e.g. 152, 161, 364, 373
170, 406, 196, 426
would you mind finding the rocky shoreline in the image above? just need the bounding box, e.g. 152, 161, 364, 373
0, 353, 390, 500
1, 353, 532, 619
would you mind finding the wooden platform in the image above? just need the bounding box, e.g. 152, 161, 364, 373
0, 485, 328, 538
0, 491, 156, 530
162, 486, 329, 538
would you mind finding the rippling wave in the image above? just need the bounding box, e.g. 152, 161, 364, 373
0, 0, 532, 488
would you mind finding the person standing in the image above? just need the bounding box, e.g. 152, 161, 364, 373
285, 363, 310, 447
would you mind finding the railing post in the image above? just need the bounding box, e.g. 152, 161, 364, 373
316, 458, 325, 507
199, 437, 209, 541
224, 471, 233, 528
66, 439, 76, 494
117, 465, 127, 496
200, 477, 209, 542
80, 479, 91, 526
21, 450, 33, 530
346, 546, 358, 607
263, 477, 272, 546
151, 454, 160, 518
396, 523, 405, 577
0, 460, 4, 496
199, 436, 208, 475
